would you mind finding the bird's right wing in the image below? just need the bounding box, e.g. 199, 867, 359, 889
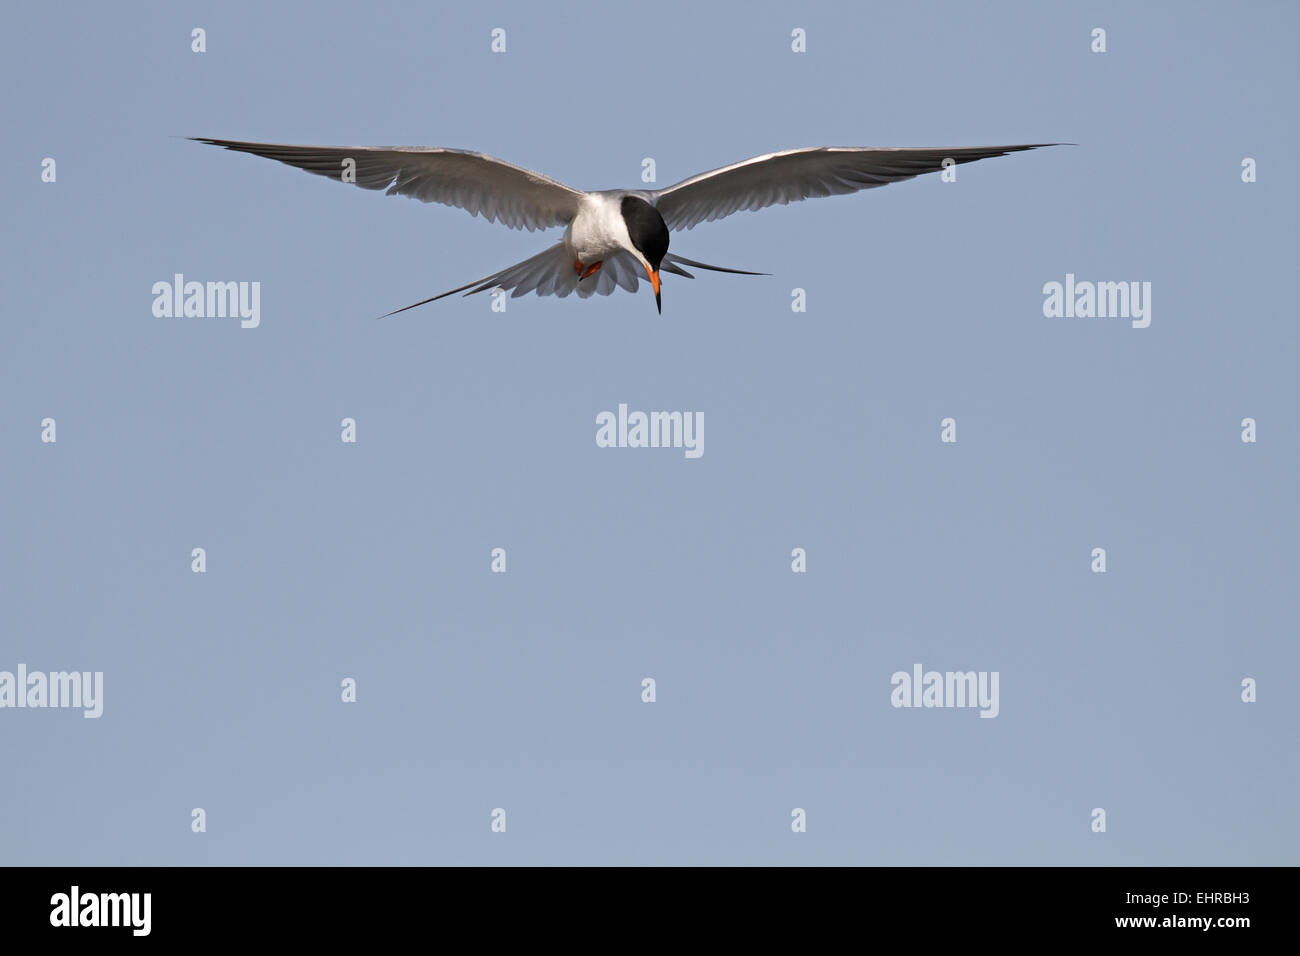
192, 138, 585, 231
652, 144, 1059, 231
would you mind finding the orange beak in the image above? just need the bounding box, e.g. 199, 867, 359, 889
645, 264, 661, 314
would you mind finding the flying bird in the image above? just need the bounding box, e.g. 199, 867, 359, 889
192, 138, 1058, 315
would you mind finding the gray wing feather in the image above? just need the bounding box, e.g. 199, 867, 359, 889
193, 138, 584, 231
652, 144, 1060, 231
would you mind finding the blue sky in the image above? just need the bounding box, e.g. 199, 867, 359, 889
1, 0, 1296, 864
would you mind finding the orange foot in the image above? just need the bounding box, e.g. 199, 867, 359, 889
579, 260, 603, 280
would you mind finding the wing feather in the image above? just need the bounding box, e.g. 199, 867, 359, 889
652, 144, 1061, 231
193, 138, 584, 231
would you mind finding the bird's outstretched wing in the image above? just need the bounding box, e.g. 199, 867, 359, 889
379, 245, 648, 317
651, 144, 1061, 231
192, 138, 585, 232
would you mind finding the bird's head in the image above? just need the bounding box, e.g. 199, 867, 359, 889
621, 196, 669, 313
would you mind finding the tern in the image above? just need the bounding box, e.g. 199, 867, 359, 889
193, 138, 1058, 316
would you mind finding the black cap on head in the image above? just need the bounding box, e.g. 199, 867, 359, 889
620, 196, 669, 267
622, 196, 668, 313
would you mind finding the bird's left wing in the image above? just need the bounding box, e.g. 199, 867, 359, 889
651, 144, 1059, 231
192, 138, 585, 231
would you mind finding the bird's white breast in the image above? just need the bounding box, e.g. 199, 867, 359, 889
566, 193, 633, 265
